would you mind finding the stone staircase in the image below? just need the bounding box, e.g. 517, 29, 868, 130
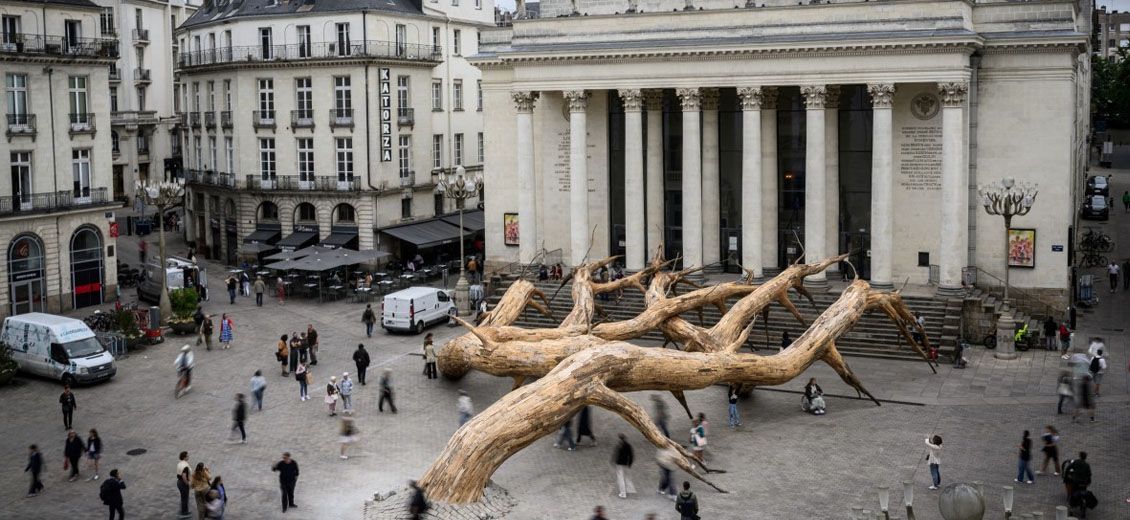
487, 278, 962, 361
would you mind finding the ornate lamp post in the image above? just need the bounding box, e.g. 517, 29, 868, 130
977, 177, 1037, 360
437, 166, 481, 317
135, 178, 185, 321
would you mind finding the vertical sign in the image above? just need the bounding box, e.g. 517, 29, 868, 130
379, 68, 393, 162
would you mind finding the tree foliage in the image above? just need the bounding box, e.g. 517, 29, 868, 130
1093, 50, 1130, 129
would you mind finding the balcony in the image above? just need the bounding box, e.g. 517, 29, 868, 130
0, 33, 118, 59
177, 40, 441, 69
0, 188, 112, 216
291, 110, 315, 129
220, 111, 233, 129
189, 111, 201, 128
204, 111, 216, 128
329, 108, 354, 128
132, 29, 149, 44
68, 113, 95, 134
108, 67, 121, 82
184, 169, 238, 189
133, 68, 151, 83
253, 110, 277, 129
399, 171, 416, 188
397, 107, 414, 127
244, 175, 360, 191
5, 114, 36, 140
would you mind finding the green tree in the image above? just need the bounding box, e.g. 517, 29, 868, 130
1092, 50, 1130, 129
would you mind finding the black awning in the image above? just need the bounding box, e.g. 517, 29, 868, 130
440, 209, 484, 232
241, 242, 278, 254
380, 219, 464, 249
243, 228, 281, 245
322, 230, 359, 249
277, 230, 319, 251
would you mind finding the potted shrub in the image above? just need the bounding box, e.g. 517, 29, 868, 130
0, 345, 18, 386
111, 308, 145, 349
167, 288, 200, 335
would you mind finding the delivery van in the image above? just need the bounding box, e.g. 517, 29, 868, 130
1, 313, 117, 385
382, 287, 455, 334
138, 256, 205, 305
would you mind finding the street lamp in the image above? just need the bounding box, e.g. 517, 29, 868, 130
977, 177, 1037, 360
135, 178, 185, 321
437, 165, 482, 317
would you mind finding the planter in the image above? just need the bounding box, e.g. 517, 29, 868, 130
168, 320, 197, 335
125, 335, 146, 350
0, 365, 18, 386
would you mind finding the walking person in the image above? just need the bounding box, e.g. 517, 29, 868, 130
1072, 373, 1096, 423
272, 452, 299, 512
306, 324, 319, 366
590, 506, 609, 520
1058, 321, 1072, 359
59, 385, 77, 430
613, 434, 636, 499
1038, 426, 1060, 475
1056, 370, 1074, 414
576, 405, 597, 446
86, 429, 103, 480
230, 394, 247, 443
218, 314, 235, 350
25, 444, 44, 497
295, 362, 310, 401
339, 416, 358, 460
925, 435, 943, 489
554, 414, 576, 451
1107, 261, 1120, 293
276, 276, 286, 305
240, 271, 251, 298
277, 335, 290, 376
1043, 316, 1058, 350
651, 395, 669, 438
200, 314, 214, 351
225, 275, 238, 304
139, 240, 147, 265
423, 334, 438, 379
194, 306, 206, 346
191, 463, 212, 520
378, 369, 397, 413
362, 304, 377, 338
1015, 430, 1035, 484
204, 489, 224, 520
98, 469, 126, 520
457, 390, 473, 425
338, 373, 354, 414
64, 430, 84, 481
689, 417, 707, 463
1062, 452, 1092, 517
176, 452, 191, 519
655, 447, 677, 499
209, 476, 227, 512
325, 376, 340, 416
674, 482, 699, 520
253, 277, 266, 307
727, 387, 741, 428
352, 344, 370, 385
1088, 349, 1107, 396
250, 371, 266, 411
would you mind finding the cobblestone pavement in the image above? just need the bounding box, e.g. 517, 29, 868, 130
2, 161, 1129, 519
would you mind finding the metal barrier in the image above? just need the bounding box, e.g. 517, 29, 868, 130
96, 331, 128, 359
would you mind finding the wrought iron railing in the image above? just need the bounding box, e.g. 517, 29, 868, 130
132, 29, 149, 42
291, 110, 315, 129
5, 114, 36, 137
399, 171, 416, 187
0, 33, 118, 58
252, 110, 276, 128
108, 67, 121, 81
204, 111, 216, 128
133, 68, 151, 82
220, 111, 233, 128
177, 40, 441, 68
189, 111, 201, 128
397, 107, 414, 126
0, 188, 111, 215
243, 175, 360, 191
68, 113, 95, 133
329, 108, 354, 128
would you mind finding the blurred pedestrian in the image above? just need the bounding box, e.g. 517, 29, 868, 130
276, 335, 290, 376
780, 330, 792, 351
191, 463, 212, 520
98, 469, 126, 520
240, 271, 251, 298
250, 370, 266, 411
1038, 425, 1060, 475
1058, 322, 1071, 359
614, 434, 636, 498
218, 314, 234, 350
1015, 430, 1034, 484
408, 480, 430, 519
59, 385, 77, 430
85, 429, 102, 480
576, 405, 596, 446
64, 430, 84, 481
204, 489, 224, 520
295, 362, 310, 401
457, 390, 473, 425
656, 447, 677, 499
675, 482, 699, 520
423, 334, 438, 379
689, 415, 707, 463
293, 333, 307, 364
353, 344, 370, 385
230, 394, 247, 443
590, 505, 609, 520
272, 453, 299, 512
1043, 316, 1057, 350
194, 306, 206, 346
325, 376, 340, 416
378, 369, 397, 413
339, 373, 354, 414
25, 444, 43, 497
339, 416, 358, 460
1072, 374, 1096, 423
554, 416, 576, 451
1056, 370, 1074, 414
200, 314, 214, 351
651, 395, 669, 438
276, 276, 286, 305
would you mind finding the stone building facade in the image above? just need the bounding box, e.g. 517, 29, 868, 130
1094, 6, 1130, 58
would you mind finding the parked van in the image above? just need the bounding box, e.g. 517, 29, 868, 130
382, 287, 456, 334
138, 256, 205, 304
1, 313, 116, 385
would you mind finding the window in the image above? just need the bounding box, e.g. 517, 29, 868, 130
192, 82, 199, 111
1, 16, 20, 48
432, 80, 443, 110
109, 87, 118, 112
259, 138, 276, 180
138, 133, 150, 155
68, 76, 89, 123
398, 135, 411, 177
336, 23, 350, 56
401, 197, 412, 219
136, 86, 146, 111
336, 137, 353, 183
134, 8, 143, 30
258, 201, 279, 221
434, 193, 444, 216
335, 204, 356, 223
207, 33, 215, 59
453, 29, 461, 55
259, 27, 272, 59
397, 76, 410, 110
334, 76, 352, 113
193, 137, 201, 170
296, 203, 316, 222
453, 79, 464, 110
222, 29, 231, 50
64, 19, 81, 49
100, 8, 115, 36
111, 131, 120, 154
6, 74, 29, 124
1121, 23, 1130, 32
395, 24, 406, 56
72, 149, 91, 200
297, 138, 314, 183
135, 46, 145, 69
477, 80, 483, 111
206, 81, 214, 111
223, 80, 231, 110
208, 137, 217, 170
475, 0, 481, 9
295, 77, 312, 121
454, 133, 464, 165
432, 27, 441, 50
477, 132, 484, 163
1122, 39, 1130, 48
10, 152, 32, 206
224, 137, 234, 173
432, 134, 443, 169
297, 25, 311, 57
258, 78, 274, 120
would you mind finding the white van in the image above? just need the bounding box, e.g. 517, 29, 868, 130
1, 313, 117, 385
382, 287, 456, 334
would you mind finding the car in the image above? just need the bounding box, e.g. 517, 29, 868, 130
382, 286, 456, 334
1, 313, 117, 385
1080, 195, 1109, 221
1086, 175, 1110, 197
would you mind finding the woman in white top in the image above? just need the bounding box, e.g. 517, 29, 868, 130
925, 435, 943, 489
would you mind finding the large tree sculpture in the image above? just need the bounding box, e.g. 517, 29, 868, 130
425, 251, 934, 504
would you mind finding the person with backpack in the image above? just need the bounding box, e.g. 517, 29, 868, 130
99, 469, 126, 520
353, 344, 371, 385
362, 304, 377, 338
1015, 430, 1035, 484
1088, 349, 1107, 396
1062, 452, 1093, 517
675, 481, 699, 520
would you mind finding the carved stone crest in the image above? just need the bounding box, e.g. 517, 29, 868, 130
910, 93, 940, 121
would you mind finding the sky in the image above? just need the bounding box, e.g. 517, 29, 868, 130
496, 0, 516, 12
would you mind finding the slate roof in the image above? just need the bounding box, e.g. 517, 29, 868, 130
182, 0, 424, 29
13, 0, 101, 9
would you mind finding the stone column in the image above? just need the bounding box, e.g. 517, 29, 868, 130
676, 87, 702, 272
644, 90, 665, 257
701, 88, 721, 269
737, 87, 764, 279
564, 89, 590, 266
801, 85, 827, 285
619, 88, 646, 271
824, 86, 841, 276
513, 90, 539, 266
938, 81, 969, 292
867, 83, 896, 289
760, 88, 779, 275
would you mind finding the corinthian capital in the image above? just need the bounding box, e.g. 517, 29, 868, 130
867, 83, 896, 109
937, 82, 968, 107
701, 88, 720, 111
676, 88, 700, 111
563, 90, 589, 112
800, 85, 827, 110
618, 89, 643, 111
512, 91, 539, 113
736, 87, 763, 110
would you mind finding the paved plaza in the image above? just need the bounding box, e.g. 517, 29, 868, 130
2, 164, 1129, 520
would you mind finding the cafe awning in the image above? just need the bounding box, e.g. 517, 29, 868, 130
277, 230, 319, 251
322, 229, 359, 249
380, 219, 465, 249
243, 228, 281, 245
241, 242, 278, 254
440, 209, 484, 232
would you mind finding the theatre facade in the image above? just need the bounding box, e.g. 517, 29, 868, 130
475, 0, 1090, 303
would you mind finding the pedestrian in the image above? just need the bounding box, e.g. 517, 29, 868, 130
1123, 190, 1130, 212
1043, 316, 1057, 350
925, 435, 942, 489
1107, 261, 1119, 293
378, 369, 397, 413
656, 447, 678, 499
218, 314, 234, 350
576, 405, 596, 446
614, 434, 636, 499
1038, 425, 1060, 475
326, 376, 340, 416
1088, 349, 1107, 396
240, 271, 251, 297
64, 429, 84, 481
912, 312, 925, 345
554, 415, 576, 451
176, 452, 191, 519
276, 276, 286, 305
423, 334, 438, 379
277, 335, 290, 376
99, 469, 126, 520
296, 362, 310, 401
780, 330, 792, 351
306, 324, 319, 366
651, 395, 669, 438
230, 394, 247, 443
802, 378, 827, 415
1058, 322, 1072, 358
194, 306, 206, 346
339, 373, 354, 414
204, 489, 224, 520
1087, 336, 1104, 357
226, 275, 238, 304
353, 344, 371, 385
254, 277, 266, 306
1056, 370, 1074, 414
201, 314, 214, 351
590, 505, 609, 520
1015, 430, 1035, 484
191, 463, 212, 520
457, 389, 473, 425
59, 385, 77, 430
1062, 452, 1091, 516
1072, 373, 1096, 423
293, 333, 307, 364
727, 387, 741, 428
674, 482, 699, 520
86, 429, 103, 480
272, 452, 299, 512
339, 416, 358, 460
25, 444, 44, 497
210, 476, 227, 509
362, 304, 377, 338
689, 417, 706, 463
408, 480, 430, 520
250, 370, 266, 411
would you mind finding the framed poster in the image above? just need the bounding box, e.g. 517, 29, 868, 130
503, 213, 519, 246
1007, 228, 1036, 268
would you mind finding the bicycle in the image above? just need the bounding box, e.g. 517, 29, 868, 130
1079, 229, 1114, 253
1080, 252, 1108, 268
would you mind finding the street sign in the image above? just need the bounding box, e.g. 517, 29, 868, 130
379, 68, 392, 162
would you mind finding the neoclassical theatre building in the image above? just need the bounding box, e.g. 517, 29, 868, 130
477, 0, 1090, 303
